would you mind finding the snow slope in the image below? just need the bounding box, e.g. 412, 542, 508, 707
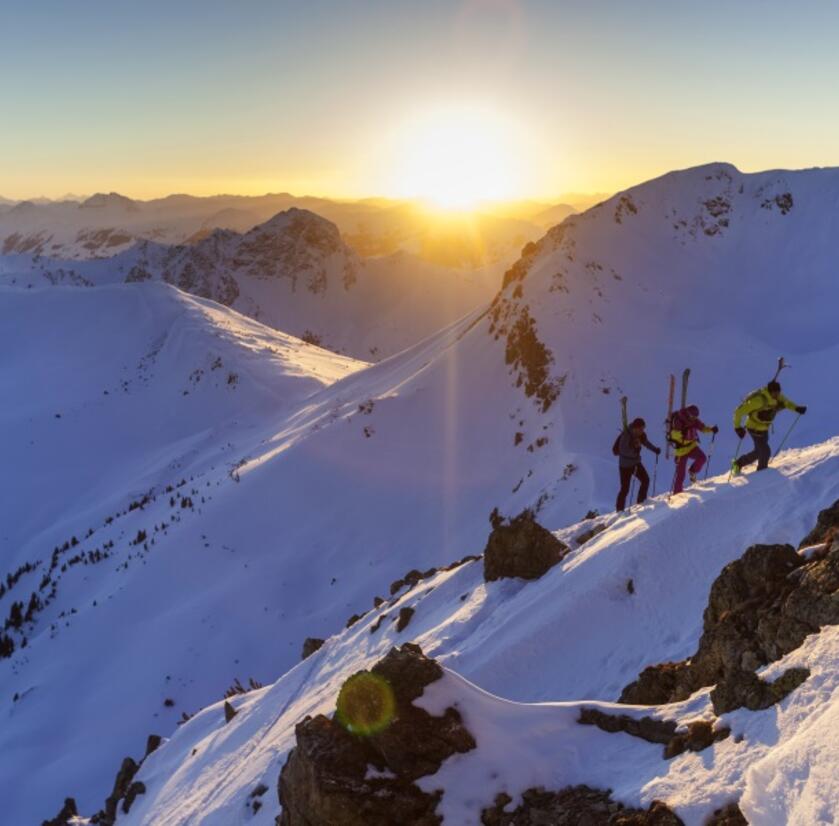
120, 438, 839, 825
4, 162, 839, 822
1, 209, 502, 361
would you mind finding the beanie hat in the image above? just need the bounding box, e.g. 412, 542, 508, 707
768, 380, 781, 393
630, 417, 646, 429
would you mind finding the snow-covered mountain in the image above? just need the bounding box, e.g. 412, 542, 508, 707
4, 162, 839, 824
1, 208, 502, 360
0, 190, 556, 267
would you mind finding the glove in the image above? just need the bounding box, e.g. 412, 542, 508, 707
796, 406, 807, 415
735, 426, 747, 439
654, 447, 662, 455
711, 425, 719, 434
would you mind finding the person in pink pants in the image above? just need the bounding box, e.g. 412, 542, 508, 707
670, 405, 718, 494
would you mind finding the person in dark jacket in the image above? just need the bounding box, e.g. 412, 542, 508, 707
615, 417, 661, 511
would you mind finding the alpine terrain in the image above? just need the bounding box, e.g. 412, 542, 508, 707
3, 163, 839, 825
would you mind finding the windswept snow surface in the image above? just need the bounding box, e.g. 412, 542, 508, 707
122, 438, 839, 825
5, 162, 839, 822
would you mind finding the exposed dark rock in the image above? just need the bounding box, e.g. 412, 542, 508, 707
705, 802, 748, 824
575, 522, 607, 547
278, 643, 475, 826
224, 700, 238, 723
345, 610, 368, 628
484, 510, 570, 582
301, 637, 325, 659
144, 734, 162, 759
710, 667, 810, 715
370, 613, 388, 633
481, 786, 683, 825
579, 708, 677, 744
799, 498, 839, 549
663, 720, 731, 759
41, 797, 78, 826
578, 709, 729, 760
619, 541, 832, 711
396, 606, 415, 633
389, 567, 438, 596
122, 781, 146, 814
91, 756, 140, 825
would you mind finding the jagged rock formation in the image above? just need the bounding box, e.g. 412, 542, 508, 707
799, 498, 839, 548
41, 797, 78, 826
578, 708, 730, 760
277, 643, 476, 825
481, 786, 684, 825
484, 510, 570, 582
621, 502, 839, 712
301, 637, 325, 660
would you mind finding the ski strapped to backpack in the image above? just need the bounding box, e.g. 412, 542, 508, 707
665, 373, 675, 460
613, 396, 629, 456
665, 368, 691, 450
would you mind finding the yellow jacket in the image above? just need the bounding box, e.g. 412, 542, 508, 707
733, 387, 798, 432
670, 423, 715, 457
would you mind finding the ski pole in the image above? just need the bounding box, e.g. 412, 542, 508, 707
772, 414, 802, 460
727, 436, 744, 482
704, 432, 717, 480
652, 453, 659, 496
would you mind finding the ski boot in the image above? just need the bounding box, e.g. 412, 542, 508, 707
730, 460, 741, 477
689, 470, 698, 484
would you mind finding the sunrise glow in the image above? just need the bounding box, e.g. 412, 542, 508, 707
387, 106, 526, 210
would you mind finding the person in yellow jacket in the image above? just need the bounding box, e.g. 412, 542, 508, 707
670, 405, 718, 493
731, 380, 806, 475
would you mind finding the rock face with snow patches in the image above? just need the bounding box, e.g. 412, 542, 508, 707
620, 509, 839, 712
483, 510, 570, 581
278, 643, 475, 825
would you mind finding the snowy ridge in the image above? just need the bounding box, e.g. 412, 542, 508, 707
120, 438, 839, 825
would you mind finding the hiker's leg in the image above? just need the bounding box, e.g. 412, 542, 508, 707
673, 456, 688, 493
635, 463, 650, 503
616, 466, 633, 511
689, 447, 707, 475
755, 431, 772, 470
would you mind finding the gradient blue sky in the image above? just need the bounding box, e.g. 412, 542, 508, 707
2, 0, 839, 200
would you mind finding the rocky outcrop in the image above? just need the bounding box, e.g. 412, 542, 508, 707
41, 797, 78, 826
621, 508, 839, 712
799, 498, 839, 548
278, 643, 476, 826
481, 786, 684, 825
578, 709, 729, 760
706, 802, 748, 824
301, 637, 325, 660
91, 757, 141, 824
484, 510, 570, 582
85, 733, 161, 824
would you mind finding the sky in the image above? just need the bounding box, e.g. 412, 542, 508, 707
3, 0, 839, 202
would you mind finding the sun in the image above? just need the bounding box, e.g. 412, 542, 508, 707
389, 106, 523, 210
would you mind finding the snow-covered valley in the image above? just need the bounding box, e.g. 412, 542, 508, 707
3, 162, 839, 825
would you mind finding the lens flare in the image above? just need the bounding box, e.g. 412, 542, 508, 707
336, 671, 396, 735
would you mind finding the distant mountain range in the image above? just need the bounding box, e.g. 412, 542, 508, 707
1, 208, 503, 360
0, 190, 591, 268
